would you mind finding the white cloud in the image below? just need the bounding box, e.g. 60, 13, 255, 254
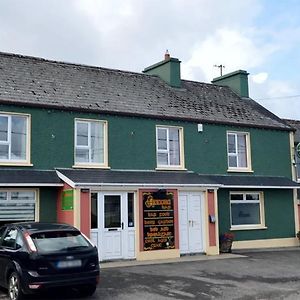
182, 28, 279, 82
251, 72, 268, 84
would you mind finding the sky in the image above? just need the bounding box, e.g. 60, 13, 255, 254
0, 0, 300, 120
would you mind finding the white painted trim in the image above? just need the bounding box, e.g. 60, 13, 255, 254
224, 185, 299, 189
56, 170, 76, 188
72, 183, 222, 188
0, 183, 63, 187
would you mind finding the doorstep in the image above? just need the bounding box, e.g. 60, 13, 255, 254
100, 253, 246, 269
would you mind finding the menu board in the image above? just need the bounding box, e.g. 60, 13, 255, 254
143, 190, 175, 251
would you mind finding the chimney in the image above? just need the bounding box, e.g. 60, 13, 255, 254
211, 70, 249, 98
143, 51, 181, 88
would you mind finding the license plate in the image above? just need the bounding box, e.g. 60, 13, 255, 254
57, 259, 82, 268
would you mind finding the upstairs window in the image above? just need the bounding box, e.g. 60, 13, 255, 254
0, 113, 30, 164
75, 119, 107, 167
156, 126, 184, 169
227, 131, 251, 171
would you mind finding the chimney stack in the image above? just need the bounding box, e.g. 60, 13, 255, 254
143, 51, 181, 88
212, 70, 249, 98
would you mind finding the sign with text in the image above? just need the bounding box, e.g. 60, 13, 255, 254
143, 190, 175, 251
62, 189, 74, 211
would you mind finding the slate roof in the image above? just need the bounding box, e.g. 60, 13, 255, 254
0, 170, 63, 186
284, 119, 300, 143
56, 169, 299, 188
0, 52, 290, 130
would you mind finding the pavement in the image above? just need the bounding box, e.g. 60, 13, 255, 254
100, 252, 247, 269
1, 247, 300, 299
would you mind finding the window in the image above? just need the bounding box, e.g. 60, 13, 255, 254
0, 113, 30, 164
230, 192, 264, 228
156, 126, 184, 168
75, 119, 107, 167
227, 132, 251, 171
0, 190, 36, 222
128, 193, 134, 227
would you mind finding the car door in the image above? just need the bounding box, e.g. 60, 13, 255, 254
0, 227, 19, 286
0, 226, 8, 286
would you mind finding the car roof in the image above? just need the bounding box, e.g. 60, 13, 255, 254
4, 222, 79, 234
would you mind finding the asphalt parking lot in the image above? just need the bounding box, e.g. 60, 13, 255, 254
1, 248, 300, 299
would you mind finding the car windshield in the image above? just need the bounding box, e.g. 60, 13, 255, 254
30, 231, 91, 253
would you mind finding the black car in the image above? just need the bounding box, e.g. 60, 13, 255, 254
0, 222, 100, 300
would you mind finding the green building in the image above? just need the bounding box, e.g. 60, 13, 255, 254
0, 52, 298, 261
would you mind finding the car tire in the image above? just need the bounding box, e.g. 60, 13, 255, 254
79, 284, 97, 297
8, 272, 24, 300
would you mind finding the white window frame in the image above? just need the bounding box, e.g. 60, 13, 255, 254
0, 112, 31, 166
230, 191, 266, 230
156, 125, 185, 170
74, 118, 108, 168
0, 189, 39, 222
227, 131, 252, 172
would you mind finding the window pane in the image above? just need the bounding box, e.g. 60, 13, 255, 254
91, 122, 104, 164
128, 193, 134, 227
157, 128, 167, 150
11, 191, 35, 201
76, 122, 88, 146
231, 203, 260, 225
75, 148, 89, 163
228, 134, 236, 153
11, 116, 27, 160
104, 195, 121, 228
0, 192, 7, 201
0, 145, 9, 160
228, 155, 237, 168
157, 152, 168, 165
230, 194, 243, 201
169, 128, 180, 165
91, 193, 98, 229
2, 228, 18, 248
246, 194, 259, 201
0, 116, 8, 142
237, 134, 247, 167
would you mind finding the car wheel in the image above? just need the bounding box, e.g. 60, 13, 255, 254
8, 272, 24, 300
79, 284, 97, 297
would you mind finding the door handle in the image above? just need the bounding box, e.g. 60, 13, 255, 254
121, 222, 124, 230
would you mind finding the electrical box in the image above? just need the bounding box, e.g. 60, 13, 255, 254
209, 214, 216, 223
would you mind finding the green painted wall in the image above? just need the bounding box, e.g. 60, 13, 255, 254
0, 104, 292, 178
39, 187, 58, 222
218, 189, 295, 240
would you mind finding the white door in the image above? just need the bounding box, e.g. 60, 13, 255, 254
179, 192, 205, 254
90, 192, 135, 261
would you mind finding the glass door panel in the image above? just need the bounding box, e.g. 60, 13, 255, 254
104, 195, 121, 228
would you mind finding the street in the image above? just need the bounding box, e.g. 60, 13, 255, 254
1, 249, 300, 299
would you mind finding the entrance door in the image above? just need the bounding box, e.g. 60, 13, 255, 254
179, 192, 205, 254
90, 192, 135, 261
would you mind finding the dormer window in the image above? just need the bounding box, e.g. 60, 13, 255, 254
156, 126, 184, 169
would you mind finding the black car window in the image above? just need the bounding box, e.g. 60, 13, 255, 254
31, 231, 91, 253
0, 226, 7, 245
2, 228, 18, 249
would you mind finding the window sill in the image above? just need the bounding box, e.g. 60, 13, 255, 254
230, 225, 267, 231
72, 165, 111, 169
227, 168, 253, 173
0, 162, 33, 166
156, 167, 187, 171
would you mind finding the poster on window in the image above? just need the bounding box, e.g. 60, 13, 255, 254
143, 190, 175, 251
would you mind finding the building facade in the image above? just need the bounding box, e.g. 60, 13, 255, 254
0, 52, 298, 261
